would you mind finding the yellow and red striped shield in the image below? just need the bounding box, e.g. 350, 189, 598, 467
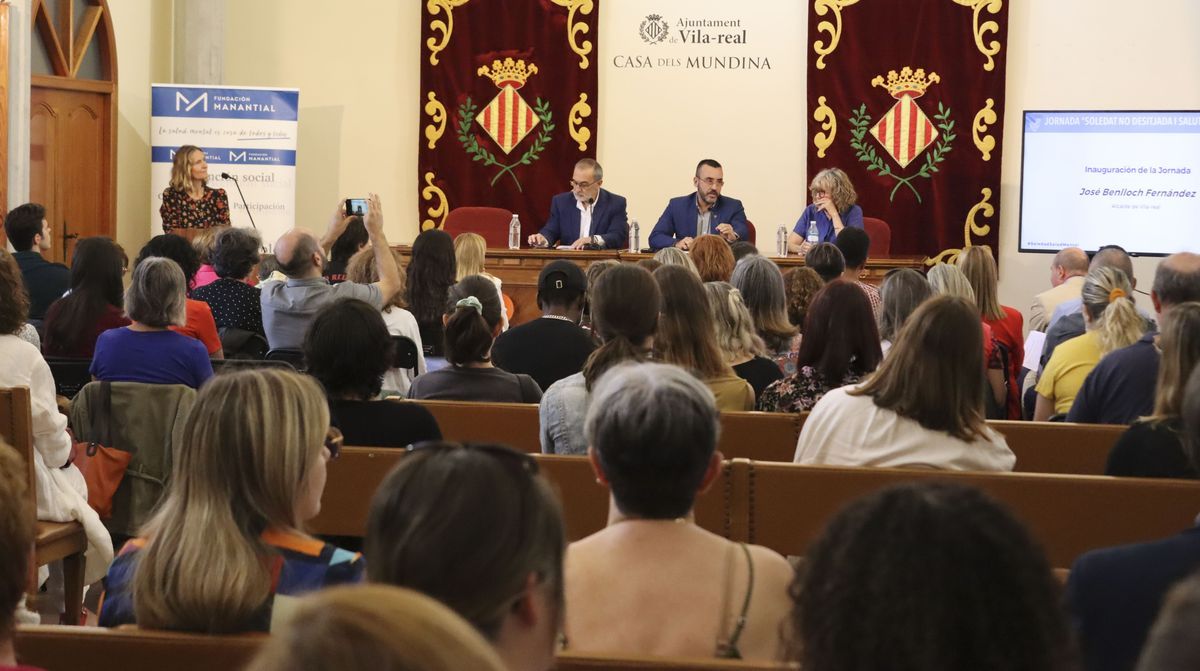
475, 85, 539, 155
869, 94, 938, 168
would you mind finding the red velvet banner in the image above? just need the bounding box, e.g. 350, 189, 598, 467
418, 1, 600, 241
807, 1, 1009, 263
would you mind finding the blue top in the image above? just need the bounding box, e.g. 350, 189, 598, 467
791, 203, 864, 244
90, 327, 213, 388
538, 188, 629, 249
1066, 332, 1158, 424
649, 193, 748, 251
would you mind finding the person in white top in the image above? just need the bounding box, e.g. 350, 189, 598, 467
345, 246, 426, 395
794, 295, 1015, 471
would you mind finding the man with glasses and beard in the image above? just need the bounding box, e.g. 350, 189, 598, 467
649, 159, 748, 251
528, 159, 629, 250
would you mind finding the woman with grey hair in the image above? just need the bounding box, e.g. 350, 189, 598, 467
192, 226, 264, 336
878, 268, 933, 355
563, 361, 793, 661
652, 246, 700, 276
731, 255, 800, 374
90, 256, 213, 388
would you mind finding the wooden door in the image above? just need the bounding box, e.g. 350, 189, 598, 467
28, 0, 117, 264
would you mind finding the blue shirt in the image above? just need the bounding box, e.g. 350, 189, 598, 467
90, 327, 213, 388
792, 203, 864, 243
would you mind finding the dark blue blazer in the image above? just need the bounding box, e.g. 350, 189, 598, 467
1066, 525, 1200, 671
649, 194, 748, 250
538, 189, 628, 249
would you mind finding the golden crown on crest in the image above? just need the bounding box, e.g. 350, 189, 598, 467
871, 67, 941, 99
477, 58, 539, 89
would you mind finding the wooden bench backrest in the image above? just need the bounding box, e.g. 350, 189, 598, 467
743, 460, 1200, 567
992, 420, 1122, 476
407, 399, 542, 452
309, 447, 406, 537
555, 652, 795, 670
15, 625, 265, 671
0, 387, 36, 516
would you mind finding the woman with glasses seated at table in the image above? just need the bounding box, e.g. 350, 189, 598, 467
99, 369, 363, 633
786, 167, 863, 256
366, 442, 566, 671
564, 362, 794, 661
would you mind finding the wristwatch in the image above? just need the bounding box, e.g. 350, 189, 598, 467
592, 235, 603, 247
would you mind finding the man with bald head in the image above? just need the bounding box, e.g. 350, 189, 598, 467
1030, 247, 1088, 332
261, 193, 402, 350
1068, 252, 1200, 425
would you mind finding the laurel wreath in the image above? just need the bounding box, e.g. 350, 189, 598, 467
849, 102, 955, 203
457, 96, 555, 192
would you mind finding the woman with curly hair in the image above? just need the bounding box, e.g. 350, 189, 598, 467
405, 229, 457, 357
782, 267, 823, 333
787, 167, 863, 255
191, 227, 264, 337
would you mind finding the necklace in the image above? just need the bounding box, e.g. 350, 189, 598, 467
541, 314, 577, 324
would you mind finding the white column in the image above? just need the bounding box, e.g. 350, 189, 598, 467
173, 0, 224, 84
7, 0, 30, 213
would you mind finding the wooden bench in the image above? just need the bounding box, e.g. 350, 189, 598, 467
15, 625, 794, 671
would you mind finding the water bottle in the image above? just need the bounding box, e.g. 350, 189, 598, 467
628, 218, 640, 253
508, 214, 521, 250
776, 225, 788, 257
806, 219, 819, 245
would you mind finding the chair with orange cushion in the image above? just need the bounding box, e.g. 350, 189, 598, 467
442, 207, 514, 248
862, 217, 892, 256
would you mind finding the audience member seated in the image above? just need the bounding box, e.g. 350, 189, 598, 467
322, 214, 367, 284
4, 202, 68, 321
191, 227, 264, 337
190, 228, 220, 290
789, 482, 1073, 671
580, 259, 618, 330
1066, 364, 1200, 671
928, 263, 1007, 414
565, 362, 793, 660
651, 246, 699, 276
135, 234, 224, 358
690, 234, 736, 282
345, 245, 426, 395
758, 280, 881, 413
257, 253, 280, 283
731, 255, 800, 374
99, 369, 363, 632
42, 237, 131, 358
730, 240, 758, 261
960, 245, 1025, 418
1105, 302, 1200, 478
0, 250, 112, 594
366, 443, 565, 671
406, 228, 457, 357
1035, 267, 1143, 421
0, 442, 35, 671
90, 257, 213, 388
305, 300, 441, 448
1069, 252, 1200, 424
1030, 246, 1088, 332
704, 282, 783, 400
408, 276, 542, 403
455, 232, 512, 329
1135, 571, 1200, 671
878, 267, 932, 356
795, 296, 1015, 470
247, 585, 508, 671
635, 258, 661, 273
541, 264, 658, 455
493, 261, 596, 391
833, 226, 881, 319
782, 267, 823, 336
804, 242, 845, 283
653, 266, 753, 410
262, 194, 400, 351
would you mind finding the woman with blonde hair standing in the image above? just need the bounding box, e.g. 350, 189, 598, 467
959, 245, 1024, 418
159, 144, 230, 238
1035, 266, 1145, 420
98, 369, 363, 632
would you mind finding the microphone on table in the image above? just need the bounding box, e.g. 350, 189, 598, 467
221, 172, 265, 252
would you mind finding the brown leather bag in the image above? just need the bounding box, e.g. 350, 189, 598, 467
69, 382, 131, 519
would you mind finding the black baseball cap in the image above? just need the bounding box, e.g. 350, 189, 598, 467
538, 260, 587, 294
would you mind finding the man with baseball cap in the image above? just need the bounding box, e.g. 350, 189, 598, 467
492, 260, 596, 390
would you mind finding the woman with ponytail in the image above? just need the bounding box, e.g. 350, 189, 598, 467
407, 275, 542, 403
1035, 266, 1146, 420
540, 264, 660, 454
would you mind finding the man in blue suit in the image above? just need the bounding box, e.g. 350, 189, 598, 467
648, 159, 748, 251
528, 159, 628, 250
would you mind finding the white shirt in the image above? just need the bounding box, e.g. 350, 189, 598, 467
794, 385, 1015, 471
380, 306, 427, 396
575, 191, 600, 240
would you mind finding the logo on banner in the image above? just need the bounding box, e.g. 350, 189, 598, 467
848, 67, 955, 203
639, 14, 670, 44
457, 58, 555, 192
175, 91, 208, 113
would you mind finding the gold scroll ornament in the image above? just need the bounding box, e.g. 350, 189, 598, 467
421, 172, 448, 231
924, 187, 994, 266
568, 93, 593, 151
813, 0, 860, 70
952, 0, 1004, 71
426, 0, 470, 66
813, 96, 836, 158
424, 92, 447, 149
550, 0, 595, 69
972, 98, 997, 161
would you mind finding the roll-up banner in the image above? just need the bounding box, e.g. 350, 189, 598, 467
150, 84, 300, 249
